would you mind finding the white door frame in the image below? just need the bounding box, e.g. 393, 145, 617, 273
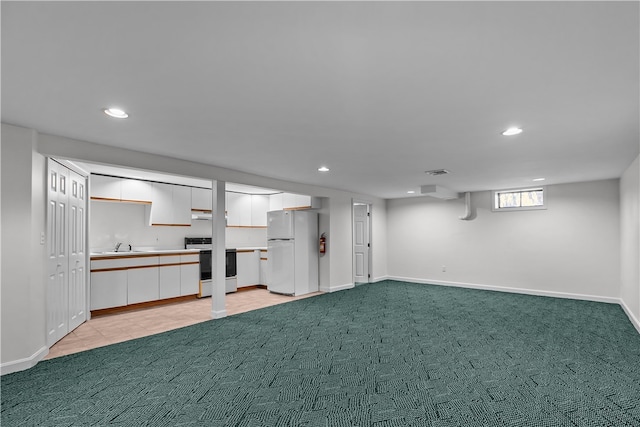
352, 199, 372, 285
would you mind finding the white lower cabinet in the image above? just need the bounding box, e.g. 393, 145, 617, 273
180, 256, 200, 295
127, 267, 160, 304
237, 250, 260, 288
259, 255, 267, 286
90, 252, 199, 310
159, 264, 181, 299
90, 270, 127, 310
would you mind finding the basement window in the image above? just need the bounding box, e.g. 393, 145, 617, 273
492, 187, 546, 211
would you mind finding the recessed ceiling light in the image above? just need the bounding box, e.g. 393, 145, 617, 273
502, 127, 523, 136
103, 108, 129, 119
318, 166, 330, 172
533, 178, 546, 182
407, 190, 415, 194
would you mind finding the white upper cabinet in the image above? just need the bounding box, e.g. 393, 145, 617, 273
91, 175, 152, 204
149, 182, 173, 225
192, 187, 212, 212
269, 193, 283, 211
149, 183, 191, 226
227, 192, 270, 227
268, 192, 312, 211
172, 185, 192, 225
91, 175, 121, 200
226, 192, 241, 226
282, 192, 296, 209
227, 192, 252, 227
251, 195, 269, 227
294, 194, 311, 209
121, 178, 152, 203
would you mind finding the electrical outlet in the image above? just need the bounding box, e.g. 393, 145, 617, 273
442, 265, 446, 272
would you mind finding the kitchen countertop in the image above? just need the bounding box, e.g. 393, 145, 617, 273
90, 248, 201, 259
231, 247, 267, 251
91, 247, 267, 259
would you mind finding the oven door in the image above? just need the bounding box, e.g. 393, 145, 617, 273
199, 250, 212, 281
225, 249, 237, 278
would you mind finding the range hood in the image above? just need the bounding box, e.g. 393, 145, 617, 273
191, 212, 212, 221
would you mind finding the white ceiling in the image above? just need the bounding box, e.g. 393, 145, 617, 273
71, 161, 281, 195
2, 2, 638, 199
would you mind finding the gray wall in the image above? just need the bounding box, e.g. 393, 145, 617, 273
1, 125, 47, 369
620, 155, 640, 330
387, 180, 621, 301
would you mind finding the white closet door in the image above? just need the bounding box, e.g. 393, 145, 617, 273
47, 159, 88, 347
47, 160, 69, 346
68, 170, 87, 331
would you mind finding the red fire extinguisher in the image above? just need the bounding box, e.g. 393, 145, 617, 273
319, 233, 326, 255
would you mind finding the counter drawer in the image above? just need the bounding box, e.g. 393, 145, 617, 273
91, 256, 159, 271
158, 255, 181, 266
180, 254, 199, 264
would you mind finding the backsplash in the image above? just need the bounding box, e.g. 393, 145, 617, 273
90, 201, 212, 252
226, 227, 268, 249
90, 200, 268, 251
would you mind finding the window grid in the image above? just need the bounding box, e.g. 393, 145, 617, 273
493, 187, 545, 211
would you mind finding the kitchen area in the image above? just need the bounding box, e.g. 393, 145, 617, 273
81, 163, 321, 316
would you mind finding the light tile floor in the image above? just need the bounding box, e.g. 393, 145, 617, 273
45, 289, 321, 360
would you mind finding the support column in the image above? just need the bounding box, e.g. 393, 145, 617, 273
211, 180, 227, 319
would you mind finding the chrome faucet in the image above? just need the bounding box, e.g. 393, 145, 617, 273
114, 242, 132, 252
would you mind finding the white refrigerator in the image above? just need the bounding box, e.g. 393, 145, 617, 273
267, 210, 319, 296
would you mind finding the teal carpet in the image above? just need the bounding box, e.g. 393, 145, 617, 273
2, 280, 640, 426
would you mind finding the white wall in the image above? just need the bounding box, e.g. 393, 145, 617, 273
226, 227, 267, 249
90, 199, 268, 250
318, 197, 331, 292
329, 193, 357, 291
1, 124, 47, 373
620, 156, 640, 331
90, 201, 212, 251
371, 198, 388, 281
387, 180, 621, 301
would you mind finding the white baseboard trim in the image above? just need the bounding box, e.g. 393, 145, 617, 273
1, 345, 48, 376
210, 309, 227, 319
386, 276, 621, 304
372, 276, 390, 283
619, 298, 640, 334
320, 283, 354, 293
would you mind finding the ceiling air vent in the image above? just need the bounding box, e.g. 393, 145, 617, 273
424, 169, 450, 176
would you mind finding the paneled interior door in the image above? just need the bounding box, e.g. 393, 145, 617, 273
68, 169, 87, 331
46, 159, 87, 346
353, 202, 371, 284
